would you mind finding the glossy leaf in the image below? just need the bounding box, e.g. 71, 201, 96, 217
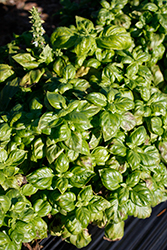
27, 167, 54, 189
105, 221, 124, 241
99, 168, 123, 190
33, 199, 52, 217
69, 166, 94, 188
0, 64, 14, 82
12, 53, 39, 70
57, 192, 76, 212
46, 91, 67, 109
86, 92, 107, 107
97, 26, 132, 50
100, 111, 121, 141
129, 126, 147, 147
130, 184, 152, 207
121, 112, 136, 131
91, 146, 109, 165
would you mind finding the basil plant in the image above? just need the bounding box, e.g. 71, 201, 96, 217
0, 0, 167, 249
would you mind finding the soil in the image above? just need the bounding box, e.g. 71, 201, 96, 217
0, 0, 62, 46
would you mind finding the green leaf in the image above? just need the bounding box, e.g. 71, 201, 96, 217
70, 78, 90, 92
38, 112, 58, 130
126, 62, 139, 77
77, 101, 101, 118
110, 139, 127, 157
0, 148, 8, 163
129, 126, 147, 147
31, 216, 47, 239
73, 36, 96, 56
121, 112, 136, 131
67, 149, 79, 162
58, 192, 76, 212
62, 64, 76, 80
105, 221, 124, 241
0, 232, 10, 245
99, 168, 123, 190
77, 185, 94, 203
51, 27, 77, 49
117, 187, 129, 205
66, 216, 83, 235
127, 149, 141, 170
126, 171, 141, 187
151, 117, 163, 135
86, 92, 107, 107
52, 122, 71, 142
81, 139, 90, 155
76, 207, 90, 228
27, 167, 54, 189
55, 177, 68, 194
88, 196, 110, 219
0, 123, 12, 141
65, 131, 82, 153
39, 44, 54, 65
69, 166, 94, 188
114, 97, 134, 112
139, 146, 160, 166
0, 77, 20, 111
66, 111, 92, 131
75, 16, 94, 34
30, 97, 43, 110
33, 199, 52, 217
89, 129, 102, 149
91, 146, 109, 165
102, 64, 123, 84
142, 3, 158, 12
7, 149, 27, 166
100, 111, 121, 141
151, 65, 164, 86
46, 91, 67, 109
97, 26, 132, 50
45, 144, 63, 164
159, 140, 167, 163
70, 229, 91, 248
20, 68, 45, 87
0, 195, 11, 212
21, 184, 38, 196
54, 152, 69, 173
12, 53, 39, 70
0, 64, 14, 82
31, 138, 44, 162
158, 13, 167, 30
130, 184, 152, 207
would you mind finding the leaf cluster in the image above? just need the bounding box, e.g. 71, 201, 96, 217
0, 1, 167, 249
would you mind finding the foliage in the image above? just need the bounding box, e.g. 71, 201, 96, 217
0, 1, 167, 249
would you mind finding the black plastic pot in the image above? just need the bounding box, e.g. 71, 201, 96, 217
39, 201, 167, 250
